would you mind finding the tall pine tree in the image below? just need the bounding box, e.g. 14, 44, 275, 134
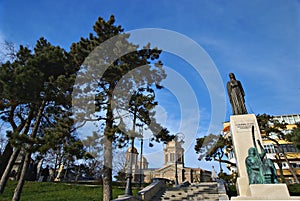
0, 37, 78, 200
71, 15, 173, 200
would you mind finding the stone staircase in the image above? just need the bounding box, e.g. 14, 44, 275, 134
151, 182, 221, 201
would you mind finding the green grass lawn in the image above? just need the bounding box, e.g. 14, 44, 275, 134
0, 181, 139, 201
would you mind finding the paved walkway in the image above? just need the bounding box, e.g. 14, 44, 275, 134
150, 182, 223, 201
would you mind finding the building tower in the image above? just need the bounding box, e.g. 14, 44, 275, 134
164, 140, 184, 166
137, 155, 148, 184
125, 147, 139, 182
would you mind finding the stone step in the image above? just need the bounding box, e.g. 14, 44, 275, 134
149, 188, 165, 201
159, 182, 220, 201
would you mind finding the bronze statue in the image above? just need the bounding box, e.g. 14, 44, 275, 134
227, 73, 247, 115
245, 126, 278, 184
245, 147, 264, 184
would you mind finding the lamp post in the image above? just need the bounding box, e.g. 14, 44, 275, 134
216, 151, 223, 173
138, 124, 143, 189
175, 139, 179, 186
124, 137, 135, 196
124, 113, 138, 196
174, 133, 184, 186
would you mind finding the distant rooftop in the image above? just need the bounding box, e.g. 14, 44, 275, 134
273, 114, 300, 125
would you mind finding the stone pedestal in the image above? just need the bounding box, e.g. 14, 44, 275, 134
250, 184, 290, 199
230, 114, 262, 197
230, 114, 300, 200
232, 184, 300, 200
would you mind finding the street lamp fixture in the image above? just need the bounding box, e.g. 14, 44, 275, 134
124, 137, 135, 196
138, 124, 144, 189
174, 133, 184, 186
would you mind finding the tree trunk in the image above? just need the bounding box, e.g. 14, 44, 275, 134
275, 154, 286, 183
53, 150, 60, 179
0, 106, 34, 194
13, 98, 46, 200
12, 151, 31, 201
0, 143, 13, 178
0, 148, 20, 194
1, 103, 34, 179
103, 89, 114, 201
15, 153, 25, 181
280, 150, 299, 183
103, 137, 112, 201
213, 157, 236, 167
266, 137, 299, 183
63, 160, 70, 181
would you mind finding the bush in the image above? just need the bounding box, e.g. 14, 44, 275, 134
288, 183, 300, 196
226, 184, 237, 198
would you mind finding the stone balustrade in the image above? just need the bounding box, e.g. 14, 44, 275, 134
112, 180, 165, 201
138, 180, 165, 201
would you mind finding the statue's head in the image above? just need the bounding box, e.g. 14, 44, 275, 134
229, 72, 236, 80
248, 147, 256, 156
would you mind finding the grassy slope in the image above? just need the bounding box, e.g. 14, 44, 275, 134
0, 181, 139, 201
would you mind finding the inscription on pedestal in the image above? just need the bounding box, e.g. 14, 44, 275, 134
235, 122, 254, 130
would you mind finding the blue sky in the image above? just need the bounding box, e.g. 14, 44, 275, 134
1, 0, 299, 172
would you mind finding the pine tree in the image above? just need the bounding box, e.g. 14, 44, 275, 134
195, 133, 236, 168
0, 37, 77, 200
70, 15, 172, 201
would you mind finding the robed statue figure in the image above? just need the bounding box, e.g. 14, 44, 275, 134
227, 73, 247, 115
245, 126, 279, 184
